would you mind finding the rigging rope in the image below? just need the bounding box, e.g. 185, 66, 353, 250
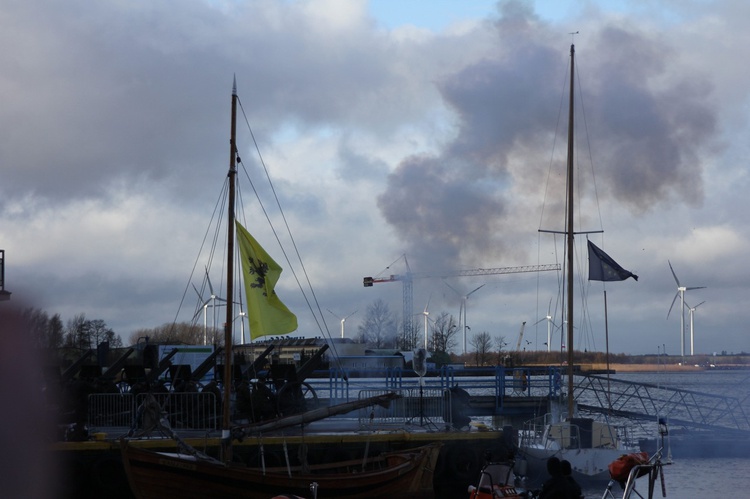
235, 96, 346, 376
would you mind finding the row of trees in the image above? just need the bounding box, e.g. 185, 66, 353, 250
23, 298, 512, 364
356, 299, 510, 365
467, 330, 510, 366
22, 306, 217, 353
356, 299, 464, 352
127, 323, 213, 346
24, 308, 123, 351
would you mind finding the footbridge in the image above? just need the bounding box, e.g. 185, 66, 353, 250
573, 373, 750, 434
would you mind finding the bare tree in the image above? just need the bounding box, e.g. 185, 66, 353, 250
65, 314, 91, 351
129, 322, 209, 346
470, 330, 493, 366
431, 312, 459, 353
47, 313, 65, 349
358, 299, 397, 348
494, 335, 508, 365
23, 307, 55, 349
88, 319, 122, 348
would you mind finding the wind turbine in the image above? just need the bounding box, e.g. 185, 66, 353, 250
192, 270, 227, 345
234, 305, 247, 344
533, 298, 557, 352
327, 309, 358, 339
667, 260, 706, 360
685, 300, 706, 356
418, 296, 432, 350
444, 281, 485, 355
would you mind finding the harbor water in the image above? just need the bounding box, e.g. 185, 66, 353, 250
581, 456, 750, 498
575, 370, 750, 498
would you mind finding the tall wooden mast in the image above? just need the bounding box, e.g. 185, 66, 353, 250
566, 44, 576, 418
222, 77, 238, 461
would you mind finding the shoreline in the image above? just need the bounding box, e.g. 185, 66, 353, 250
583, 363, 749, 373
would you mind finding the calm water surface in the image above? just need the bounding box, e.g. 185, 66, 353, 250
578, 370, 750, 497
581, 457, 750, 498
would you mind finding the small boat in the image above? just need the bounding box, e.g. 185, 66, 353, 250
122, 441, 442, 499
518, 42, 639, 484
519, 414, 637, 482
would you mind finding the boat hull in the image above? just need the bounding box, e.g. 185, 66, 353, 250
519, 445, 622, 483
122, 441, 441, 499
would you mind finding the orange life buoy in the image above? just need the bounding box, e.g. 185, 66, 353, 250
608, 452, 649, 483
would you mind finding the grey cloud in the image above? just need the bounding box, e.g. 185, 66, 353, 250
377, 14, 718, 271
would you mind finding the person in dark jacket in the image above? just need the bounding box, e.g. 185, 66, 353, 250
539, 457, 572, 499
560, 459, 583, 499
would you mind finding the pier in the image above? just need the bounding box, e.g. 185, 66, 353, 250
82, 366, 750, 435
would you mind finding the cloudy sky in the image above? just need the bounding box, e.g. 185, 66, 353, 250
2, 0, 748, 356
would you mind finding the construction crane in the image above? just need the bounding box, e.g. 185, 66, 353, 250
363, 259, 560, 348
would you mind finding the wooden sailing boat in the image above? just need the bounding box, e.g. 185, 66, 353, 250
518, 44, 638, 483
122, 440, 441, 499
121, 80, 442, 498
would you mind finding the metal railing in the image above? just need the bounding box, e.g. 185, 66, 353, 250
574, 374, 750, 432
87, 391, 218, 432
519, 413, 633, 451
356, 388, 450, 429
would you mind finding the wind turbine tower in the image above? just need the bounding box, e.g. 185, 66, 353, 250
419, 297, 432, 350
193, 271, 227, 346
685, 300, 705, 356
327, 309, 358, 339
667, 260, 706, 360
533, 299, 556, 352
444, 281, 485, 355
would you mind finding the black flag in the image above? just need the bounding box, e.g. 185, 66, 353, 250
588, 240, 638, 282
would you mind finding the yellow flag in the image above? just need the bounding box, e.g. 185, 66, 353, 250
236, 221, 297, 340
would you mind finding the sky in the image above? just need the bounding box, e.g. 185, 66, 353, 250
2, 0, 749, 357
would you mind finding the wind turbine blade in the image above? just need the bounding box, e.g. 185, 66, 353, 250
205, 266, 215, 295
442, 279, 461, 296
668, 260, 681, 287
686, 286, 706, 291
533, 318, 546, 326
424, 294, 432, 314
192, 283, 203, 300
667, 292, 680, 319
467, 283, 485, 297
695, 301, 706, 308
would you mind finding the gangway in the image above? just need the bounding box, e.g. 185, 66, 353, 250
573, 374, 750, 434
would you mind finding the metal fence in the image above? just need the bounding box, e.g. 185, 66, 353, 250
87, 391, 219, 432
357, 388, 450, 429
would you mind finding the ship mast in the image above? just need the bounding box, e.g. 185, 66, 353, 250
566, 44, 575, 418
222, 77, 238, 461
